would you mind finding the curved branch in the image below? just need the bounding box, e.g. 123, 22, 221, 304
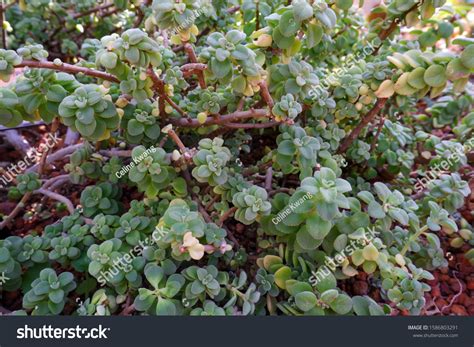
16, 60, 119, 83
184, 44, 206, 88
72, 3, 114, 19
35, 189, 75, 214
0, 192, 32, 230
181, 63, 207, 74
223, 121, 279, 129
26, 143, 84, 173
338, 98, 388, 153
169, 109, 269, 128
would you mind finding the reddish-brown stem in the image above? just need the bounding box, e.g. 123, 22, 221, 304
169, 109, 269, 128
17, 60, 119, 83
0, 3, 6, 49
265, 167, 273, 191
147, 68, 188, 118
181, 63, 207, 77
372, 1, 422, 55
205, 194, 220, 210
166, 128, 187, 154
258, 80, 274, 110
370, 117, 385, 153
5, 0, 18, 10
338, 98, 388, 153
133, 0, 151, 27
223, 121, 279, 129
218, 207, 237, 227
0, 192, 32, 230
146, 68, 166, 116
72, 3, 114, 19
227, 5, 241, 14
184, 44, 206, 89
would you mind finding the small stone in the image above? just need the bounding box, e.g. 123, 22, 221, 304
451, 304, 467, 316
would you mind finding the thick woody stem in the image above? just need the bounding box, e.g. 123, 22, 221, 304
258, 81, 274, 110
72, 3, 114, 19
0, 2, 6, 49
17, 60, 119, 83
372, 1, 422, 55
147, 67, 188, 118
35, 189, 75, 214
165, 127, 187, 154
218, 207, 237, 227
181, 63, 207, 77
169, 108, 269, 128
184, 43, 206, 89
338, 98, 388, 153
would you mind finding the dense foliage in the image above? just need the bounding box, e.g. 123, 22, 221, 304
0, 0, 473, 316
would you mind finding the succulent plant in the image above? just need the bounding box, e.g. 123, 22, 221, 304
232, 185, 271, 225
91, 214, 121, 240
134, 264, 185, 315
128, 146, 176, 198
119, 70, 154, 102
17, 44, 48, 61
182, 265, 227, 300
192, 138, 232, 186
1, 0, 473, 320
426, 173, 471, 213
15, 173, 41, 195
357, 183, 411, 226
269, 59, 319, 100
0, 88, 22, 127
16, 68, 80, 122
275, 125, 321, 179
0, 49, 21, 82
115, 213, 156, 247
122, 101, 161, 144
255, 268, 279, 296
58, 84, 119, 141
76, 289, 120, 316
300, 167, 352, 221
49, 236, 81, 264
16, 235, 50, 267
381, 263, 433, 315
272, 94, 302, 122
96, 29, 161, 70
23, 268, 76, 315
80, 182, 122, 217
151, 0, 202, 31
0, 237, 23, 290
196, 89, 223, 115
200, 30, 262, 95
190, 300, 226, 316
